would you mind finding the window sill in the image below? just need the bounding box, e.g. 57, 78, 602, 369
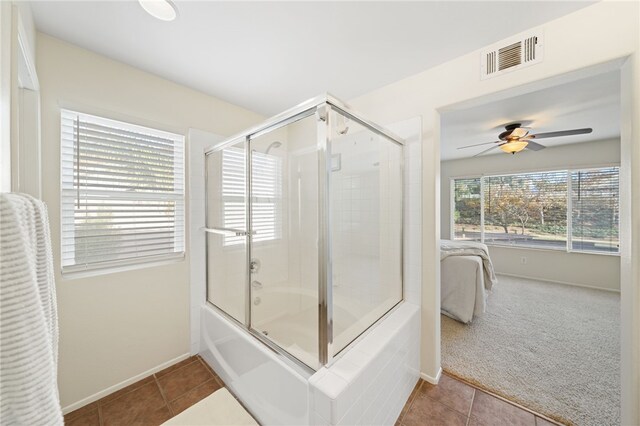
485, 243, 620, 257
61, 253, 185, 280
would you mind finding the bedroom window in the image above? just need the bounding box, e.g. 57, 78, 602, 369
60, 109, 185, 274
452, 166, 619, 254
484, 171, 568, 249
571, 167, 619, 253
453, 178, 481, 241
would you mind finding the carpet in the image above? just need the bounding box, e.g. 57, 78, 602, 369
441, 275, 620, 426
161, 388, 258, 426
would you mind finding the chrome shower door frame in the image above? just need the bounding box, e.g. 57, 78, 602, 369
203, 93, 405, 372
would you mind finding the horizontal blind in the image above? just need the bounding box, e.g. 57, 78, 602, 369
61, 109, 185, 272
453, 178, 481, 241
483, 170, 567, 248
222, 148, 281, 246
571, 167, 619, 253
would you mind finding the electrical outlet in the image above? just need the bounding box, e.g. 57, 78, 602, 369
520, 257, 527, 264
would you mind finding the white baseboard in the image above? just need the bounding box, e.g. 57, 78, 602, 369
420, 367, 442, 385
61, 352, 191, 414
497, 272, 620, 293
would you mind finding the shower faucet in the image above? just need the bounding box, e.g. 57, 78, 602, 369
250, 258, 261, 273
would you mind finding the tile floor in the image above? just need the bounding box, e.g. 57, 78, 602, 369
397, 373, 562, 426
64, 357, 560, 426
63, 355, 228, 426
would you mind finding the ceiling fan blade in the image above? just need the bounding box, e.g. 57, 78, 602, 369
458, 141, 500, 150
525, 141, 545, 151
527, 128, 592, 139
510, 127, 530, 138
473, 144, 501, 157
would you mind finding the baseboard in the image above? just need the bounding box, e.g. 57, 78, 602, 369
497, 272, 620, 293
420, 367, 442, 384
61, 352, 191, 414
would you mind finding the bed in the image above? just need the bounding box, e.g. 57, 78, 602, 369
440, 240, 498, 324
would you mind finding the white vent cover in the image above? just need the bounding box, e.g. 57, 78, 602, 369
481, 32, 543, 79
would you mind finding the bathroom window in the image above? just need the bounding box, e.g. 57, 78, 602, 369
222, 147, 282, 246
60, 109, 185, 274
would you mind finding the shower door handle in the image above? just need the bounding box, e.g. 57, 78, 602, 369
202, 227, 254, 237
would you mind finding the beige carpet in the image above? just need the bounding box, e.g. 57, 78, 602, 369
162, 388, 258, 426
441, 275, 620, 426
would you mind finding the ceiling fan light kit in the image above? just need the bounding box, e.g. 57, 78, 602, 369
460, 122, 593, 157
500, 140, 528, 154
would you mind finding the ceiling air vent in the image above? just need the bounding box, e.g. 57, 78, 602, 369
481, 32, 543, 80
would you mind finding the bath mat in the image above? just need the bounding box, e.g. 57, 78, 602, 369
162, 388, 257, 426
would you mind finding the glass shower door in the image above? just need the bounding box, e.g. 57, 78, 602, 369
205, 138, 248, 324
248, 113, 320, 369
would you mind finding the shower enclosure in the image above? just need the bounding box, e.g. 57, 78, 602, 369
204, 94, 404, 370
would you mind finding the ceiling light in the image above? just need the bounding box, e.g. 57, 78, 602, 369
139, 0, 178, 21
500, 140, 528, 154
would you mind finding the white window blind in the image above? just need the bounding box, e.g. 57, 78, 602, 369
453, 178, 481, 241
483, 170, 567, 249
222, 148, 282, 246
61, 109, 185, 273
451, 167, 620, 254
571, 167, 619, 253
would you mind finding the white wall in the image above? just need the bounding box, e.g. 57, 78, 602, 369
441, 138, 621, 291
349, 1, 639, 421
36, 33, 264, 410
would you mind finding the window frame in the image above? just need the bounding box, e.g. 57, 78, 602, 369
60, 109, 186, 278
450, 164, 620, 256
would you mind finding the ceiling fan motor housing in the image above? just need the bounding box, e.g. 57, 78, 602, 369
499, 123, 523, 140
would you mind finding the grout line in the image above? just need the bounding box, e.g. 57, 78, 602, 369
98, 402, 104, 426
466, 389, 476, 426
157, 358, 199, 379
153, 374, 173, 417
398, 379, 423, 424
418, 378, 472, 418
196, 356, 217, 378
442, 371, 565, 425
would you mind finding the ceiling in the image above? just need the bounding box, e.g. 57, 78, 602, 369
440, 70, 621, 161
30, 1, 595, 116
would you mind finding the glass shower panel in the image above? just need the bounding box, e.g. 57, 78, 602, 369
248, 113, 320, 368
205, 139, 248, 324
329, 110, 403, 355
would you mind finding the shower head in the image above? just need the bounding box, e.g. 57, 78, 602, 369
265, 141, 282, 155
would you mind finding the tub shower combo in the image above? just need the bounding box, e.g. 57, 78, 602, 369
197, 94, 420, 425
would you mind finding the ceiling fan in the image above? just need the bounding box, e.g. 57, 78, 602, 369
458, 123, 593, 156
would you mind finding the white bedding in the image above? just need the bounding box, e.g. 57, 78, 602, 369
440, 240, 497, 323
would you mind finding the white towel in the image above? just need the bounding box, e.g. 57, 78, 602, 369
0, 193, 63, 425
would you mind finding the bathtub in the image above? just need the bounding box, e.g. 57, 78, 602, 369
199, 301, 420, 425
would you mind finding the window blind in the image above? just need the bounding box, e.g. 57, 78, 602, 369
451, 167, 620, 254
61, 109, 185, 273
453, 178, 481, 241
571, 167, 619, 253
222, 148, 282, 246
483, 170, 567, 249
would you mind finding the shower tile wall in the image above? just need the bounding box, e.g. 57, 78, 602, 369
331, 171, 380, 303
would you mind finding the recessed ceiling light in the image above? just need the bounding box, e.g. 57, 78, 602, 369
139, 0, 178, 22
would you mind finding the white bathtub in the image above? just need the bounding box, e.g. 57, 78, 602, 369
199, 301, 420, 425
